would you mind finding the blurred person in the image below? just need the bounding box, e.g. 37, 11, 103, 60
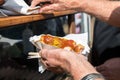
90, 18, 120, 80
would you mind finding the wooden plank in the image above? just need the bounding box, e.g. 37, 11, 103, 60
0, 10, 77, 28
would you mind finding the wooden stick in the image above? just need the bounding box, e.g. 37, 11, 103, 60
28, 52, 41, 59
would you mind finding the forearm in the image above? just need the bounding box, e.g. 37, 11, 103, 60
80, 0, 120, 27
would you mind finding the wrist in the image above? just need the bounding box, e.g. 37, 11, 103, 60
81, 73, 105, 80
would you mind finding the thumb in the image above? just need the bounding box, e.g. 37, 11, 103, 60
39, 3, 59, 12
30, 1, 40, 8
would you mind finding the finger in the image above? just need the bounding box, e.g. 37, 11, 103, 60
41, 49, 48, 60
30, 1, 40, 8
47, 67, 64, 73
30, 0, 51, 8
39, 6, 54, 13
40, 10, 54, 14
39, 51, 42, 57
39, 3, 61, 12
50, 0, 58, 3
41, 60, 50, 68
41, 60, 64, 73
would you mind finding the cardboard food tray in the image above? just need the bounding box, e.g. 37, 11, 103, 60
29, 34, 84, 54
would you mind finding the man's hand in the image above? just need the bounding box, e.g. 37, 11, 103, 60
40, 49, 98, 80
0, 0, 4, 6
96, 58, 120, 80
30, 0, 51, 7
30, 0, 87, 13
